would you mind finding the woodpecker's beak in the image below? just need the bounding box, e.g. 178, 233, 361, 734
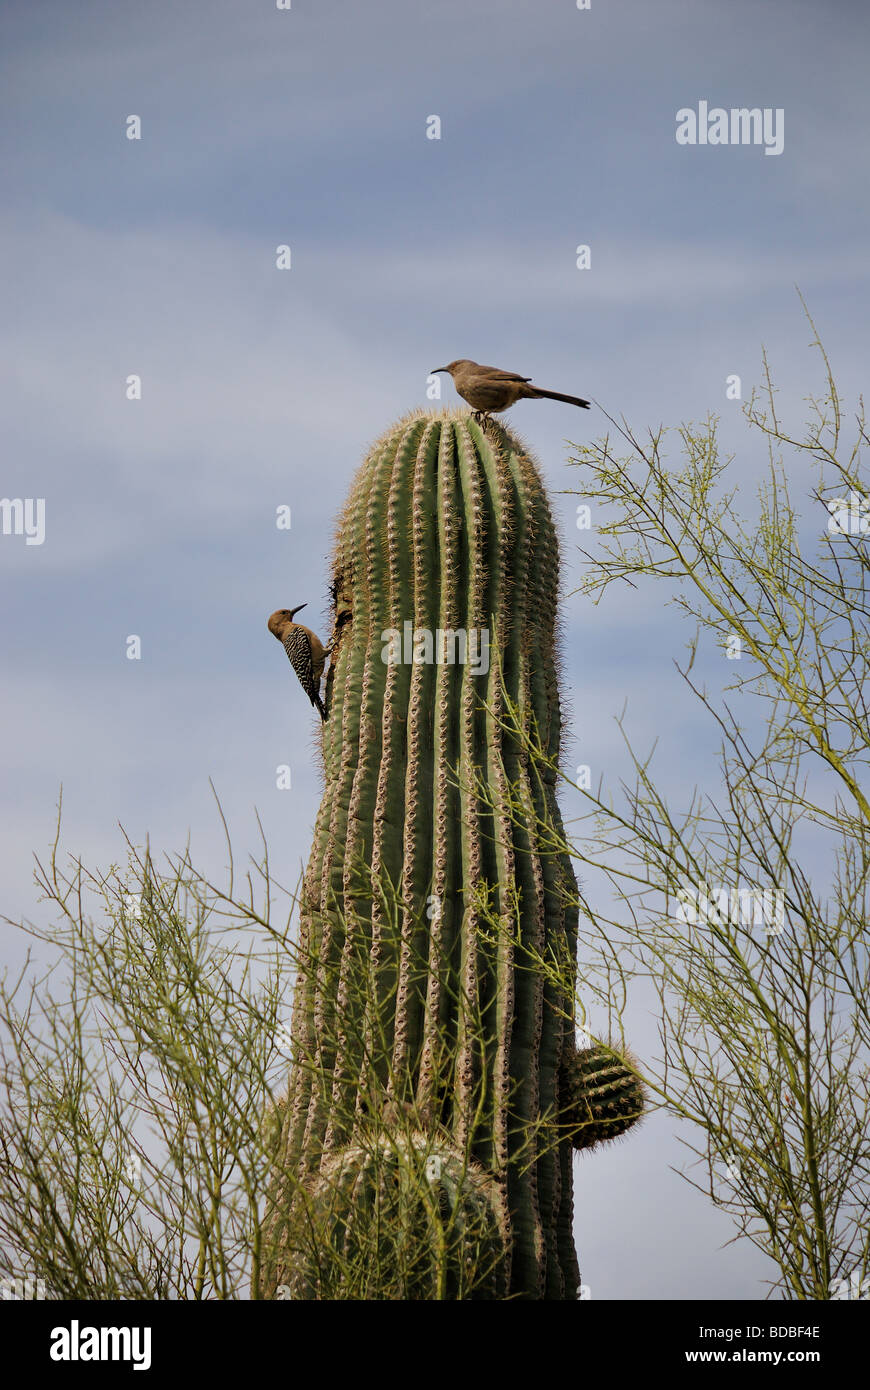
288, 603, 307, 620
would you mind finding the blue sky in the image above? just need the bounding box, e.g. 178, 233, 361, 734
2, 0, 868, 1298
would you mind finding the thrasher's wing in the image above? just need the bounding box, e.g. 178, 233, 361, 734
473, 364, 533, 381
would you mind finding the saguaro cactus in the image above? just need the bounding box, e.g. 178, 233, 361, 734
258, 409, 643, 1300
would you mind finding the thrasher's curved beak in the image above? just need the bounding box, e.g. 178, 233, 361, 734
431, 367, 448, 374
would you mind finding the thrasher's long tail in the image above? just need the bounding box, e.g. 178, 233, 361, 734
530, 387, 590, 409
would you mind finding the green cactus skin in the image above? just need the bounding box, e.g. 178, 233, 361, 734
259, 409, 636, 1300
284, 1133, 507, 1300
561, 1044, 645, 1151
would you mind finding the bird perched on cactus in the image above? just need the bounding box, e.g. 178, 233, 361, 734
431, 359, 590, 424
268, 605, 330, 720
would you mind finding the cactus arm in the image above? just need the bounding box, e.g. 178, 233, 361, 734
561, 1043, 646, 1151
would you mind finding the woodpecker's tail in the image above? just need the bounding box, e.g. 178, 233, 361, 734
314, 691, 327, 721
529, 387, 590, 409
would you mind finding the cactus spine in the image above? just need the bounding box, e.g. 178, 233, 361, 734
259, 409, 642, 1300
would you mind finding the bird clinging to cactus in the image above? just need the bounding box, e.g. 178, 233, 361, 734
268, 604, 330, 720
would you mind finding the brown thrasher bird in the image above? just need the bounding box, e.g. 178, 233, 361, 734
431, 359, 590, 423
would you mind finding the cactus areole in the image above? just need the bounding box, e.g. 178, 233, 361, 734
259, 410, 643, 1300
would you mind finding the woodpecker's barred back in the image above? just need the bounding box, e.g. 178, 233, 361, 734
267, 605, 329, 721
281, 626, 325, 718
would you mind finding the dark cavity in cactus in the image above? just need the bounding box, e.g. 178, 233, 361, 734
258, 409, 643, 1300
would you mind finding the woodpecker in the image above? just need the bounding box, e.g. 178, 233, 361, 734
431, 359, 590, 425
268, 605, 330, 720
